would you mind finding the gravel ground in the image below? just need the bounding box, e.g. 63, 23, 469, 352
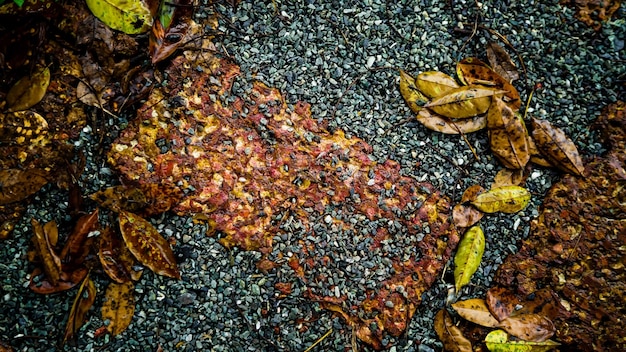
1, 0, 625, 351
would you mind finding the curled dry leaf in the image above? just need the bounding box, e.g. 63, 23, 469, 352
118, 210, 180, 279
29, 266, 89, 294
149, 0, 195, 63
453, 204, 483, 228
60, 208, 99, 265
456, 58, 521, 111
531, 118, 585, 176
416, 71, 460, 99
6, 66, 51, 112
0, 111, 49, 145
486, 42, 520, 83
63, 275, 96, 343
30, 219, 62, 286
434, 309, 473, 352
451, 298, 500, 328
85, 0, 155, 35
488, 97, 530, 169
425, 85, 504, 119
0, 169, 48, 205
399, 70, 428, 114
486, 287, 521, 321
498, 314, 555, 343
101, 281, 135, 336
471, 185, 530, 214
485, 329, 560, 352
454, 225, 485, 292
416, 108, 487, 134
99, 227, 141, 283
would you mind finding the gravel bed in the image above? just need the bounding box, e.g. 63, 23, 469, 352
1, 1, 624, 351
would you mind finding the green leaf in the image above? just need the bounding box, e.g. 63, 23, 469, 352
485, 330, 560, 352
86, 0, 154, 34
454, 225, 485, 292
471, 185, 530, 214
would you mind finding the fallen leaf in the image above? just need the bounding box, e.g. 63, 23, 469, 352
60, 209, 99, 265
118, 210, 180, 279
485, 329, 560, 352
486, 42, 520, 83
5, 66, 51, 112
0, 340, 13, 352
0, 169, 48, 205
63, 274, 96, 343
416, 71, 460, 99
149, 0, 194, 63
30, 219, 62, 286
471, 185, 530, 214
492, 168, 525, 188
99, 227, 141, 283
453, 204, 483, 228
0, 111, 49, 145
91, 186, 148, 213
101, 281, 135, 336
425, 85, 504, 119
29, 266, 88, 294
530, 118, 584, 176
498, 314, 555, 342
461, 185, 486, 203
85, 0, 155, 34
399, 70, 428, 113
454, 225, 485, 292
488, 97, 530, 169
76, 81, 103, 108
486, 286, 522, 322
456, 58, 521, 111
434, 309, 473, 352
452, 298, 500, 328
416, 108, 487, 134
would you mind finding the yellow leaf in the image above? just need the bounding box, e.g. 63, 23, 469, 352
0, 111, 49, 145
454, 225, 485, 292
487, 97, 530, 169
471, 185, 530, 214
425, 85, 504, 119
0, 169, 48, 205
530, 118, 584, 176
498, 314, 555, 342
452, 298, 500, 328
416, 71, 459, 99
101, 281, 135, 336
399, 70, 429, 114
6, 66, 50, 112
30, 219, 61, 286
86, 0, 154, 34
456, 58, 521, 111
434, 309, 473, 352
416, 108, 487, 134
118, 210, 180, 279
485, 329, 560, 352
64, 274, 96, 343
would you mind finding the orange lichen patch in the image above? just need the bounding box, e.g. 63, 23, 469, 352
108, 50, 459, 348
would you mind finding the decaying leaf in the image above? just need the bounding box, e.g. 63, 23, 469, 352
0, 169, 48, 205
530, 118, 584, 176
85, 0, 156, 34
63, 274, 96, 343
30, 219, 62, 286
149, 0, 195, 63
452, 298, 500, 328
492, 168, 525, 188
488, 97, 530, 169
498, 314, 555, 342
453, 204, 483, 228
90, 183, 183, 216
29, 266, 89, 294
461, 185, 486, 203
118, 210, 180, 279
0, 111, 49, 145
101, 281, 135, 336
454, 225, 485, 292
434, 309, 473, 352
399, 70, 428, 113
99, 227, 141, 283
416, 71, 460, 99
456, 58, 521, 111
485, 329, 560, 352
486, 42, 520, 83
425, 85, 503, 119
471, 185, 530, 214
60, 209, 99, 265
5, 66, 51, 112
416, 108, 487, 134
486, 286, 522, 322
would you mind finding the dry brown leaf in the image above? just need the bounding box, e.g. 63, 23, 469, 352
456, 58, 521, 111
416, 71, 460, 99
118, 210, 180, 279
492, 168, 525, 188
29, 266, 88, 294
452, 204, 483, 228
486, 42, 520, 83
487, 97, 530, 169
486, 287, 522, 322
498, 314, 556, 342
76, 81, 103, 107
91, 186, 147, 213
99, 227, 141, 283
434, 309, 473, 352
30, 219, 62, 286
531, 118, 585, 176
0, 169, 48, 205
425, 85, 503, 119
6, 66, 51, 112
451, 298, 500, 328
60, 209, 99, 265
63, 274, 96, 343
101, 281, 135, 336
416, 108, 487, 134
471, 185, 530, 214
461, 185, 486, 203
399, 70, 429, 114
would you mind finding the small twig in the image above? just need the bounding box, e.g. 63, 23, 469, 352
303, 328, 333, 352
450, 120, 480, 160
458, 13, 479, 54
